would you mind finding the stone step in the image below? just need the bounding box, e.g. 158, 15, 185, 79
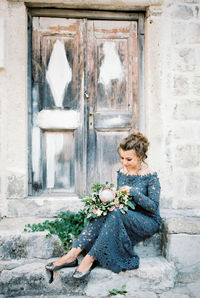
0, 217, 161, 260
7, 196, 84, 217
161, 209, 200, 285
0, 256, 176, 297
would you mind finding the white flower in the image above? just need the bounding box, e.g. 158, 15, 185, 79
99, 188, 115, 202
97, 209, 103, 216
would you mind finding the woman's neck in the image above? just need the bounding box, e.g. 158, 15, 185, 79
123, 164, 142, 176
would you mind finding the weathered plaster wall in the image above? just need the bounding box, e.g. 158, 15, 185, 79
0, 0, 28, 216
0, 0, 8, 218
0, 0, 199, 217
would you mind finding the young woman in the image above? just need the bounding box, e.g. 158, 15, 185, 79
45, 132, 162, 279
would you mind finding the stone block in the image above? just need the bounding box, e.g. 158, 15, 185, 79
0, 259, 36, 271
188, 23, 200, 43
174, 48, 196, 72
7, 174, 26, 198
171, 171, 187, 201
173, 76, 189, 96
163, 215, 200, 234
186, 172, 200, 196
192, 76, 200, 95
187, 282, 200, 298
159, 288, 190, 298
160, 292, 189, 298
173, 100, 200, 120
128, 292, 157, 298
171, 5, 193, 20
135, 233, 161, 257
0, 19, 5, 68
165, 234, 200, 271
0, 232, 65, 260
0, 261, 53, 296
7, 197, 84, 217
174, 144, 200, 168
172, 23, 187, 45
173, 125, 196, 140
176, 196, 200, 209
177, 270, 200, 283
182, 0, 199, 4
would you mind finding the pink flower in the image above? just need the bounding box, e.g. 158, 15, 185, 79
93, 209, 102, 216
119, 204, 124, 209
109, 206, 115, 212
114, 198, 119, 205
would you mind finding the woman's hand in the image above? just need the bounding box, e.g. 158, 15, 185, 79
118, 186, 131, 195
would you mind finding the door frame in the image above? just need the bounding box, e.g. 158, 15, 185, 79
27, 9, 145, 196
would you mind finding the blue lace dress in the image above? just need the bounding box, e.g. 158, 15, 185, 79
73, 171, 162, 273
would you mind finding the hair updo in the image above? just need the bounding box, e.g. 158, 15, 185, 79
118, 132, 150, 162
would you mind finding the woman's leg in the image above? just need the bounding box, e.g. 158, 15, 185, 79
53, 216, 106, 266
73, 216, 106, 252
53, 247, 82, 266
79, 209, 139, 273
75, 254, 95, 272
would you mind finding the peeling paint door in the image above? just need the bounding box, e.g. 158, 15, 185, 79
30, 17, 138, 195
31, 17, 86, 195
86, 20, 138, 191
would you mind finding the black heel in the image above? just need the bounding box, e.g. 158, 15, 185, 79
45, 258, 78, 271
72, 260, 98, 280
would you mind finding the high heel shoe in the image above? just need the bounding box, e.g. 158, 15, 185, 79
72, 260, 98, 280
45, 258, 78, 271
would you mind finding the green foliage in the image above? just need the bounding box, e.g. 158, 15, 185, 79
108, 284, 127, 296
91, 181, 114, 193
24, 210, 86, 251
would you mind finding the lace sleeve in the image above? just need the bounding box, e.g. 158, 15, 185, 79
129, 174, 161, 213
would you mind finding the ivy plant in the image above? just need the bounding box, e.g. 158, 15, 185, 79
24, 210, 87, 251
108, 284, 127, 296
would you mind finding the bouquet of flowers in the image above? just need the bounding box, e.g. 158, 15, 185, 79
81, 182, 135, 221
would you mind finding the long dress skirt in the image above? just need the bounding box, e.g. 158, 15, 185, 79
73, 208, 160, 273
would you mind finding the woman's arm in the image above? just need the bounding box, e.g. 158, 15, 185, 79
119, 174, 161, 214
129, 174, 161, 213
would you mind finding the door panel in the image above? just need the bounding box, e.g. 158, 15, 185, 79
43, 131, 75, 192
96, 131, 128, 184
33, 18, 83, 110
30, 17, 138, 195
31, 17, 85, 195
86, 20, 138, 190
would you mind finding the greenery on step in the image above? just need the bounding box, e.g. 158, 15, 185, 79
24, 210, 87, 251
23, 183, 112, 251
108, 284, 127, 296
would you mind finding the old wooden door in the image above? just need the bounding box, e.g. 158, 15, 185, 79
30, 16, 138, 196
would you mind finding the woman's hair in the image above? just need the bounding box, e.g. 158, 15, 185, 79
118, 132, 150, 162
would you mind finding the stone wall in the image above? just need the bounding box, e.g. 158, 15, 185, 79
157, 0, 200, 209
0, 0, 28, 217
0, 0, 199, 217
0, 0, 8, 218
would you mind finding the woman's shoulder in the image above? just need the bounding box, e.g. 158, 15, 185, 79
138, 165, 156, 177
118, 165, 157, 178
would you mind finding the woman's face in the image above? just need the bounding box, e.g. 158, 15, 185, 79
119, 148, 141, 172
